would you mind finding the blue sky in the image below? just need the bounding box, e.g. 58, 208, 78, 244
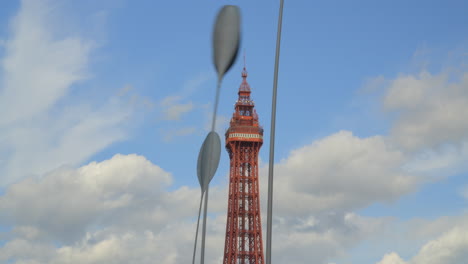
0, 0, 467, 263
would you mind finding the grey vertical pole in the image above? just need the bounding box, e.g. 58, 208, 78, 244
192, 192, 205, 264
266, 0, 284, 264
200, 188, 209, 264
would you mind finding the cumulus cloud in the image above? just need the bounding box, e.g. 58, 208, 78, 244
410, 224, 468, 264
270, 212, 389, 264
372, 58, 468, 180
376, 252, 406, 264
402, 141, 468, 177
376, 221, 468, 264
269, 130, 417, 216
0, 154, 171, 242
383, 70, 468, 151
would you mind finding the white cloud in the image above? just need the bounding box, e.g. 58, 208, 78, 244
373, 59, 468, 181
160, 96, 194, 120
376, 221, 468, 264
410, 224, 468, 264
0, 0, 137, 186
0, 0, 92, 125
376, 252, 406, 264
0, 154, 171, 242
403, 141, 468, 176
370, 213, 468, 263
0, 238, 56, 264
269, 130, 417, 216
158, 72, 212, 122
406, 214, 468, 241
383, 70, 468, 151
270, 212, 389, 264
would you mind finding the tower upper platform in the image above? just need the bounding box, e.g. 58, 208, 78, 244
225, 67, 263, 145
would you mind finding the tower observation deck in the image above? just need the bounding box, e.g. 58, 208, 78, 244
223, 67, 264, 264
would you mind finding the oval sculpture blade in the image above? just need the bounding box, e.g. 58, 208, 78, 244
213, 5, 241, 81
197, 132, 221, 192
196, 143, 204, 190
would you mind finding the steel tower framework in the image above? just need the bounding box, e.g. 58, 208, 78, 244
223, 67, 264, 264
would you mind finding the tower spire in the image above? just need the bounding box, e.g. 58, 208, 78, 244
240, 52, 250, 94
243, 49, 246, 69
241, 50, 248, 80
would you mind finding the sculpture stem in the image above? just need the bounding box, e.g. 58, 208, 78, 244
266, 0, 285, 263
192, 191, 205, 264
211, 80, 222, 132
200, 187, 209, 264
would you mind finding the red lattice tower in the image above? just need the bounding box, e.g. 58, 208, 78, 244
223, 66, 264, 264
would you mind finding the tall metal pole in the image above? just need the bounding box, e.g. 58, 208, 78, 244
192, 192, 204, 264
266, 0, 284, 263
200, 188, 209, 263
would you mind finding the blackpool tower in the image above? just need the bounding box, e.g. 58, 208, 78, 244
223, 66, 264, 264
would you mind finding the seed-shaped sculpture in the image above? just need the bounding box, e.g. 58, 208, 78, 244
197, 131, 221, 192
213, 5, 241, 81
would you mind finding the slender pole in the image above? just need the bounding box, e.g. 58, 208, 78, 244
192, 191, 205, 264
200, 187, 209, 263
211, 80, 222, 132
266, 0, 284, 263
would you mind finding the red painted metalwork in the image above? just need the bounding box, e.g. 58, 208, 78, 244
223, 67, 264, 264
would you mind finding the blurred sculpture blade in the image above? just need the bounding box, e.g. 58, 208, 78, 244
213, 5, 241, 82
197, 131, 221, 192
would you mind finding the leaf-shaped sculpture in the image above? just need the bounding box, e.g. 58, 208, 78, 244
197, 131, 221, 192
213, 5, 241, 81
